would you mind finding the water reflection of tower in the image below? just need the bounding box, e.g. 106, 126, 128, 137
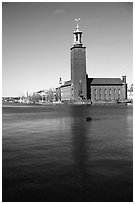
70, 106, 90, 200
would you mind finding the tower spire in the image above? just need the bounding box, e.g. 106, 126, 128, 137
75, 18, 80, 31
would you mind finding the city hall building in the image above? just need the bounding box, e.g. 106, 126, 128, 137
60, 21, 127, 103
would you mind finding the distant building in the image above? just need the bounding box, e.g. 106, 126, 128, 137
61, 81, 71, 101
59, 20, 127, 103
127, 84, 133, 101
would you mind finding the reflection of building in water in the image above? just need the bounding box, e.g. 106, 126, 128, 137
59, 20, 127, 103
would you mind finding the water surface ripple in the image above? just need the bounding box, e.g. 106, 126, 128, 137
2, 104, 133, 202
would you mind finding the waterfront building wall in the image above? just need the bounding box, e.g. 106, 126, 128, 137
61, 85, 71, 101
90, 85, 123, 103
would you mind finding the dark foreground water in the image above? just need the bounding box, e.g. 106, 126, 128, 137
2, 103, 133, 202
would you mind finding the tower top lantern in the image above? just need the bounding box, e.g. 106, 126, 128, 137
73, 18, 83, 47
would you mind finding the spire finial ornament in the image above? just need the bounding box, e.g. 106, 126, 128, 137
75, 18, 80, 31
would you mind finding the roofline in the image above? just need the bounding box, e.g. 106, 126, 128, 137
70, 46, 86, 50
61, 84, 71, 88
89, 84, 123, 86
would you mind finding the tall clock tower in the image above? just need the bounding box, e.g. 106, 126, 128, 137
71, 19, 87, 101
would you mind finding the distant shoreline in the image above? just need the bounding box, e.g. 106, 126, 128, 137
2, 101, 133, 107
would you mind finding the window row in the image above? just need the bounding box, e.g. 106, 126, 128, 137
94, 88, 121, 99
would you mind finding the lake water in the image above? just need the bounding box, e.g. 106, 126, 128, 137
2, 103, 133, 202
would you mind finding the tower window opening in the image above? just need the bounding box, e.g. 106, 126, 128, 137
79, 34, 81, 43
76, 34, 78, 42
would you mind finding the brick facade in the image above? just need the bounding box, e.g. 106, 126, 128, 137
71, 46, 87, 100
90, 85, 123, 102
87, 77, 127, 103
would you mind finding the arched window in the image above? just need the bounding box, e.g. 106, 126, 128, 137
99, 89, 102, 99
114, 89, 116, 95
118, 89, 120, 95
109, 89, 111, 99
104, 89, 107, 99
95, 89, 97, 99
118, 89, 121, 99
109, 89, 111, 95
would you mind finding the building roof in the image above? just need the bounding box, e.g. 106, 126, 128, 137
61, 80, 71, 87
37, 90, 44, 94
88, 78, 123, 85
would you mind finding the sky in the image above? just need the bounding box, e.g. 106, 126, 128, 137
2, 2, 133, 97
